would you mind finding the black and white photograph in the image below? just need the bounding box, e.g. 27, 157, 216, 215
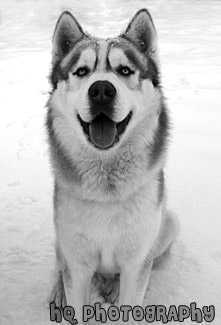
0, 0, 220, 324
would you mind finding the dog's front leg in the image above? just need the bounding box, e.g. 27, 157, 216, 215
118, 259, 153, 325
62, 253, 94, 325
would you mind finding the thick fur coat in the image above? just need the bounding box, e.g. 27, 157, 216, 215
47, 8, 179, 325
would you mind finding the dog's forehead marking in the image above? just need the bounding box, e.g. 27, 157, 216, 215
106, 40, 148, 76
75, 47, 97, 69
108, 48, 133, 68
96, 40, 109, 70
60, 40, 98, 70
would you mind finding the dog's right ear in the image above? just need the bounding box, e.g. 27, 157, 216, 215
52, 11, 84, 64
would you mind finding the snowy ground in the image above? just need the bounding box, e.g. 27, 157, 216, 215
0, 0, 221, 324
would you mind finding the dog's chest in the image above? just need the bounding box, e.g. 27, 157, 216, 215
89, 202, 161, 272
92, 210, 141, 272
57, 192, 162, 273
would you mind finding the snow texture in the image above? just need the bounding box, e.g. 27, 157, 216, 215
0, 0, 220, 324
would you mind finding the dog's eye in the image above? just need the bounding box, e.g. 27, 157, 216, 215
74, 67, 89, 77
117, 66, 134, 76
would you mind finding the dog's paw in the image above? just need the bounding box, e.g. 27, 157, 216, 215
49, 271, 67, 309
100, 274, 120, 304
92, 273, 120, 304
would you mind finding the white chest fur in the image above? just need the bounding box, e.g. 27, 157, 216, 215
56, 185, 162, 274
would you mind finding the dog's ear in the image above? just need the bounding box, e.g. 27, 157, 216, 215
52, 11, 84, 64
123, 9, 158, 60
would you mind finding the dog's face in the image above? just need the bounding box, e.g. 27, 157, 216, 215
49, 9, 161, 151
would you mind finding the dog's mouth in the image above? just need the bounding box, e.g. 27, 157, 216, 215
78, 112, 132, 149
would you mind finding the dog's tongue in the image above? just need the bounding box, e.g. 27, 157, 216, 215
89, 114, 116, 149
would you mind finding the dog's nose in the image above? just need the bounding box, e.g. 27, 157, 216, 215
88, 81, 116, 103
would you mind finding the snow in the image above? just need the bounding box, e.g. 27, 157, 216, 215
0, 0, 221, 324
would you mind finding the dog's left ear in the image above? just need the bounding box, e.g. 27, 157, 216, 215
123, 9, 158, 60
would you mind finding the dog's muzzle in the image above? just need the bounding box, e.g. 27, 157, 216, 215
78, 81, 132, 149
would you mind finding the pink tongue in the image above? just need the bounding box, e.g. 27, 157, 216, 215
89, 115, 117, 149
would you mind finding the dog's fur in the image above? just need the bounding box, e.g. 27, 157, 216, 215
47, 9, 179, 324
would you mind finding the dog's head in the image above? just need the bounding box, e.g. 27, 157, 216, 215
49, 9, 161, 151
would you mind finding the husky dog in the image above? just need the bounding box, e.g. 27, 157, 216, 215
47, 8, 179, 324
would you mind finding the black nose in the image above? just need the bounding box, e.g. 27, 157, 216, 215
88, 81, 116, 104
